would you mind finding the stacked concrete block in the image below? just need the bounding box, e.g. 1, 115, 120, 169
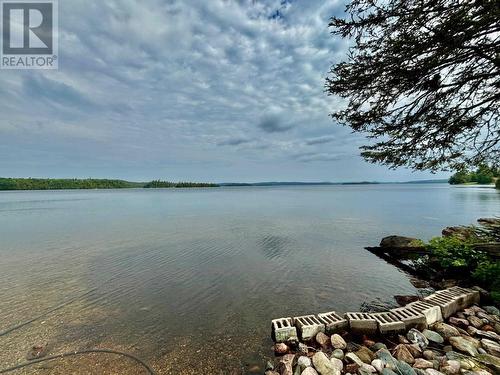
405, 300, 443, 325
370, 311, 406, 334
345, 312, 378, 335
272, 317, 298, 343
390, 305, 428, 330
294, 315, 325, 340
317, 311, 348, 334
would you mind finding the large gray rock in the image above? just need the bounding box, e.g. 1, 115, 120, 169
433, 323, 460, 339
312, 352, 338, 375
408, 329, 429, 349
483, 306, 500, 316
449, 336, 479, 357
422, 329, 444, 344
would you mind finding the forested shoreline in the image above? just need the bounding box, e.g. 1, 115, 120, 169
0, 178, 219, 191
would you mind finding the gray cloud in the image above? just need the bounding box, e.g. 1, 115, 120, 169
305, 135, 336, 145
258, 112, 294, 133
217, 137, 253, 146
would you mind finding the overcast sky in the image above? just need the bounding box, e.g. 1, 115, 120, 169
0, 0, 448, 182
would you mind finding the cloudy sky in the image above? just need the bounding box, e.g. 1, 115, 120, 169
0, 0, 447, 182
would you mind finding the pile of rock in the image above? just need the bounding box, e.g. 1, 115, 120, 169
266, 305, 500, 375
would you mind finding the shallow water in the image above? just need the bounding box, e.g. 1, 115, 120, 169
0, 184, 499, 373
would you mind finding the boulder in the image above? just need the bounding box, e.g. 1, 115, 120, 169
312, 352, 337, 375
301, 368, 319, 375
449, 336, 479, 357
433, 323, 460, 339
331, 349, 344, 360
413, 358, 434, 369
355, 346, 376, 364
331, 334, 347, 349
298, 356, 311, 369
316, 332, 330, 348
422, 329, 443, 344
481, 338, 500, 357
408, 329, 429, 350
394, 344, 415, 365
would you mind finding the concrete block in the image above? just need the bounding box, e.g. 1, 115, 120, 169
272, 317, 298, 343
317, 311, 348, 334
443, 286, 480, 307
390, 306, 427, 330
294, 315, 325, 341
345, 312, 378, 335
370, 311, 406, 334
406, 300, 443, 325
424, 293, 460, 318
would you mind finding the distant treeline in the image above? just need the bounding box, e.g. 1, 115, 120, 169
449, 165, 499, 186
0, 178, 219, 191
143, 180, 219, 188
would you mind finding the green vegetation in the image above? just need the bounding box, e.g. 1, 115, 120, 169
449, 165, 499, 186
0, 178, 219, 191
416, 222, 500, 303
143, 180, 219, 188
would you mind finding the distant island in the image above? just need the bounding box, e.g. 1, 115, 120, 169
0, 178, 219, 191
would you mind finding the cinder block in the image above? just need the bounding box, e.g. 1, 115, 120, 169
390, 306, 427, 330
443, 286, 480, 308
317, 311, 348, 334
424, 293, 460, 318
272, 317, 298, 343
370, 311, 406, 334
406, 300, 443, 325
345, 312, 378, 335
294, 315, 325, 341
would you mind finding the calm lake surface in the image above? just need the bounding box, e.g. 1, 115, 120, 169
0, 184, 499, 374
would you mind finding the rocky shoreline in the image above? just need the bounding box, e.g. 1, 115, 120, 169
266, 301, 500, 375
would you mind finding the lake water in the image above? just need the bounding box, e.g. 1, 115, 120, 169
0, 184, 499, 374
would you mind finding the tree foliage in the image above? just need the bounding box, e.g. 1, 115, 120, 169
448, 164, 499, 184
327, 0, 500, 171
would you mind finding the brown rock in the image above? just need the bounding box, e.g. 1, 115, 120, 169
423, 350, 435, 360
274, 343, 289, 355
433, 322, 460, 339
440, 360, 460, 375
398, 334, 410, 344
481, 338, 500, 357
345, 363, 359, 374
315, 332, 330, 348
395, 295, 420, 306
448, 317, 469, 328
393, 344, 415, 365
483, 325, 495, 332
355, 346, 375, 364
330, 334, 346, 350
277, 354, 295, 375
406, 344, 423, 358
413, 358, 434, 369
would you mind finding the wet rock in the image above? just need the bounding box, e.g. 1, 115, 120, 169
275, 343, 289, 355
422, 329, 443, 344
448, 317, 469, 328
330, 358, 343, 373
483, 306, 499, 316
439, 360, 460, 375
394, 344, 415, 365
355, 346, 376, 364
301, 368, 318, 375
413, 358, 434, 369
449, 336, 479, 356
26, 344, 48, 360
468, 316, 484, 329
312, 352, 337, 375
332, 349, 344, 360
330, 334, 347, 350
371, 359, 384, 373
433, 323, 460, 340
481, 338, 500, 357
298, 356, 311, 369
408, 329, 429, 350
316, 332, 330, 348
395, 295, 420, 306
